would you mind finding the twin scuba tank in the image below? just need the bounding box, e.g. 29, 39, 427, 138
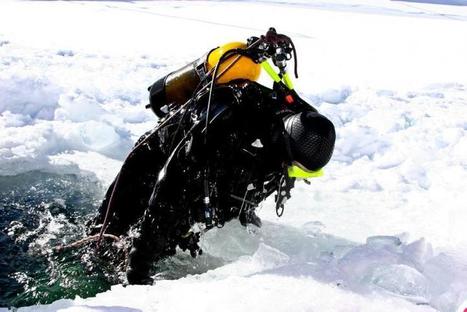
146, 42, 261, 118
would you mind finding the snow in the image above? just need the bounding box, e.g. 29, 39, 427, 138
1, 0, 467, 311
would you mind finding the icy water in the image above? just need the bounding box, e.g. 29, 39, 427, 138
0, 171, 227, 308
0, 171, 112, 307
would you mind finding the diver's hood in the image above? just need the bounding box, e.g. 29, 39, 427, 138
284, 111, 336, 175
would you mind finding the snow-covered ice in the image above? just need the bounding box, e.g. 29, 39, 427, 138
1, 0, 467, 311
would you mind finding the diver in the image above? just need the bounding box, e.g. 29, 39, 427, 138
88, 28, 336, 285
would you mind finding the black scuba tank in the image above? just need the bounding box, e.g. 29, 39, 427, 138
147, 56, 207, 118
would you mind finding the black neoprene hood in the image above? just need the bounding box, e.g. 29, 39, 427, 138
284, 111, 336, 171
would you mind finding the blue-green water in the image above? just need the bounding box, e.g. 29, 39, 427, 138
0, 171, 227, 309
0, 171, 117, 308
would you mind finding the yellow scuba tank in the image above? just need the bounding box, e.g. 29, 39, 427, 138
147, 42, 261, 118
206, 42, 261, 84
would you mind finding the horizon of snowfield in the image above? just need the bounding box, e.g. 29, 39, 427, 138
1, 0, 467, 311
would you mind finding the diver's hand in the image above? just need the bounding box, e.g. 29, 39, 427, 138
126, 265, 154, 285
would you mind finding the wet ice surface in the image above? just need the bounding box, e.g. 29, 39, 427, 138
1, 0, 467, 311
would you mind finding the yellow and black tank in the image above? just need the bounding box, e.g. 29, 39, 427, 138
147, 42, 261, 118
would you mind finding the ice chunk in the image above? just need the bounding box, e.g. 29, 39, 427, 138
0, 111, 32, 127
338, 237, 404, 283
302, 220, 325, 236
402, 238, 433, 269
0, 75, 61, 120
366, 235, 402, 249
77, 121, 120, 151
251, 243, 290, 270
370, 264, 430, 303
200, 221, 260, 261
55, 92, 107, 122
318, 86, 352, 104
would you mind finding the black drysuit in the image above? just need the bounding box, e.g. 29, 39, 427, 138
90, 80, 317, 284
